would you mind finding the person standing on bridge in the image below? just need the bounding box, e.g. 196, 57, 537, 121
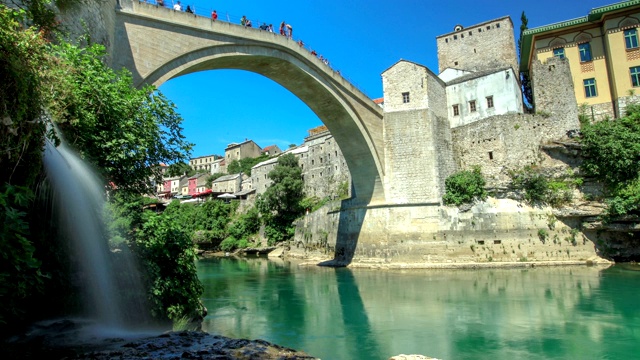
279, 21, 286, 36
173, 1, 181, 11
241, 15, 247, 26
157, 0, 164, 7
185, 5, 193, 14
286, 23, 293, 39
211, 10, 217, 21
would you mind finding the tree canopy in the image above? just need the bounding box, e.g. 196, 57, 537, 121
257, 153, 304, 244
48, 42, 192, 194
581, 104, 640, 216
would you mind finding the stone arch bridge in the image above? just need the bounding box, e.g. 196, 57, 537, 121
114, 0, 385, 205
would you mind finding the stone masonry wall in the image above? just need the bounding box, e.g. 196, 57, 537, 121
56, 0, 117, 64
436, 17, 518, 74
292, 199, 604, 266
451, 112, 575, 186
531, 56, 579, 124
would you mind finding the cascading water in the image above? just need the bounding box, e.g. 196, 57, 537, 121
43, 138, 148, 330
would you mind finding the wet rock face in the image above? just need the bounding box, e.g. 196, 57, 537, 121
4, 320, 317, 360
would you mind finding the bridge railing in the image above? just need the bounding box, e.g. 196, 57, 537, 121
132, 0, 372, 99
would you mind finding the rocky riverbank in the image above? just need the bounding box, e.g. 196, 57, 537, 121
3, 319, 317, 359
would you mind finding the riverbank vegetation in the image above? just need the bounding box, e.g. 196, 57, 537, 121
0, 1, 201, 332
580, 104, 640, 219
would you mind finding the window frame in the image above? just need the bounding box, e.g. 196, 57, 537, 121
452, 104, 460, 116
486, 96, 494, 108
553, 47, 565, 59
578, 42, 592, 62
625, 28, 639, 49
583, 78, 597, 98
630, 66, 640, 87
469, 100, 477, 112
402, 92, 410, 103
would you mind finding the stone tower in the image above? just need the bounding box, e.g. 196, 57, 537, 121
436, 16, 518, 74
381, 60, 456, 203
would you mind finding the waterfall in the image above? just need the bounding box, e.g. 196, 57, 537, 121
43, 139, 148, 330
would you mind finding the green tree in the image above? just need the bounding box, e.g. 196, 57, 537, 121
581, 105, 640, 216
166, 162, 195, 178
132, 210, 205, 322
518, 11, 533, 109
48, 41, 192, 195
227, 155, 269, 176
442, 166, 487, 206
0, 5, 52, 328
257, 153, 304, 244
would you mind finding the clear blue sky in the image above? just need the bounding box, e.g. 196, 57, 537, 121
158, 0, 616, 158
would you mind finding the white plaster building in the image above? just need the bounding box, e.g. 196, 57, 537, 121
443, 67, 523, 128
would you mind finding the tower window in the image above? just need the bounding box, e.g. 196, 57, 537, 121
452, 104, 460, 116
496, 23, 500, 28
469, 100, 477, 112
402, 92, 410, 103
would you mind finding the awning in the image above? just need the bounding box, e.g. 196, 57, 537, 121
218, 193, 236, 199
194, 189, 213, 197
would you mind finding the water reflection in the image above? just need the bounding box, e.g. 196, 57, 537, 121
198, 258, 640, 360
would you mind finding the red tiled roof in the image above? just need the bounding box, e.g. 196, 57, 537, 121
373, 97, 384, 104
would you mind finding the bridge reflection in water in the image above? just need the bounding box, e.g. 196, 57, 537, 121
197, 257, 640, 360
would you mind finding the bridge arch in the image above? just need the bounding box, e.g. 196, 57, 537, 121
114, 1, 385, 204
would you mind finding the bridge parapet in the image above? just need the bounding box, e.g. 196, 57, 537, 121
117, 0, 376, 109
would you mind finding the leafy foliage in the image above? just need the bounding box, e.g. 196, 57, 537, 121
509, 166, 573, 207
132, 210, 204, 322
226, 154, 269, 176
257, 153, 304, 244
166, 162, 196, 177
48, 41, 193, 195
580, 108, 640, 188
518, 11, 533, 109
581, 106, 640, 217
0, 5, 49, 187
0, 185, 46, 325
442, 167, 487, 206
0, 1, 198, 329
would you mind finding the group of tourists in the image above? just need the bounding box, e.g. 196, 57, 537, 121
157, 1, 335, 71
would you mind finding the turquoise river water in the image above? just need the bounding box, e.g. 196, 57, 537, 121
197, 257, 640, 360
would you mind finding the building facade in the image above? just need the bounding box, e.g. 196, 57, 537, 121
189, 154, 220, 172
224, 140, 262, 163
520, 1, 640, 120
212, 173, 244, 193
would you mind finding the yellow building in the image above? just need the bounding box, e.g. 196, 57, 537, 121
520, 0, 640, 120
